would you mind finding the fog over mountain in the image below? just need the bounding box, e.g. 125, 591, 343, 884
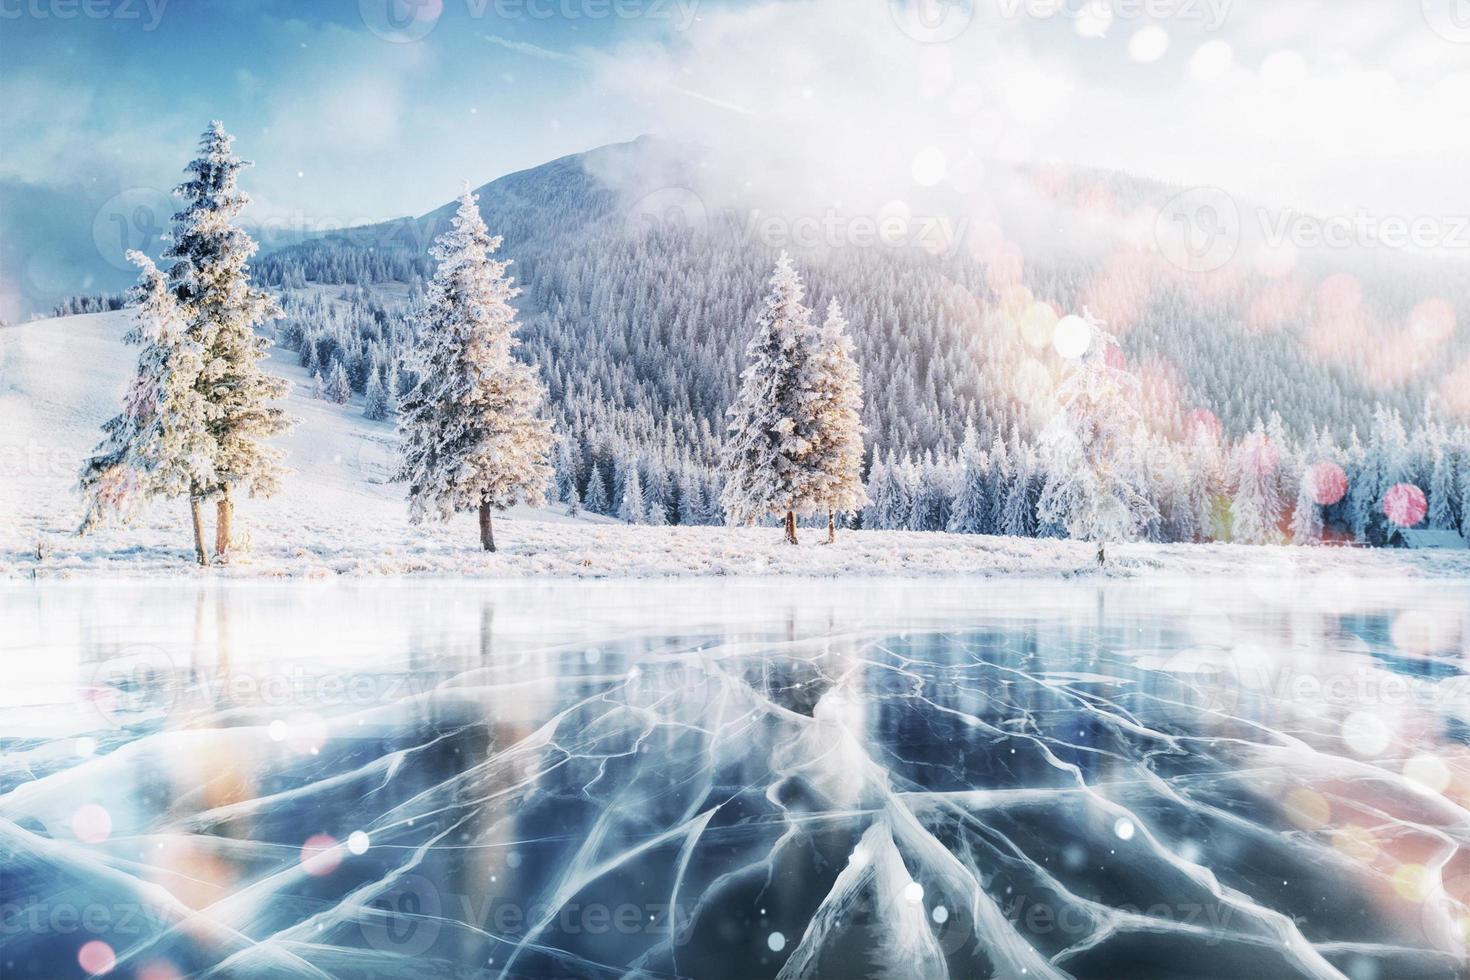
253, 134, 1470, 463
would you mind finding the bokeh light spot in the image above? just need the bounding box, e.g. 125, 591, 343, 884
72, 804, 112, 844
301, 834, 343, 877
1053, 314, 1092, 359
78, 940, 116, 976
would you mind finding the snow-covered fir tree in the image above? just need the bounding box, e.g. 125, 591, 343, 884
165, 121, 291, 560
720, 252, 824, 544
396, 189, 554, 552
1151, 437, 1195, 544
1185, 423, 1225, 543
677, 471, 705, 525
78, 252, 215, 565
1290, 463, 1324, 545
1345, 429, 1376, 543
947, 428, 989, 535
809, 299, 867, 542
584, 463, 610, 515
619, 466, 645, 524
1000, 446, 1037, 538
1428, 441, 1457, 531
910, 454, 952, 532
552, 439, 578, 504
1229, 420, 1284, 545
1459, 454, 1470, 538
1036, 313, 1157, 560
984, 436, 1011, 535
363, 369, 394, 420
325, 360, 352, 404
646, 495, 669, 526
864, 454, 898, 530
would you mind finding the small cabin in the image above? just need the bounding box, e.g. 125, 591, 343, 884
1387, 528, 1468, 550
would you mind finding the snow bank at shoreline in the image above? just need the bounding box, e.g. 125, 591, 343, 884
8, 517, 1470, 580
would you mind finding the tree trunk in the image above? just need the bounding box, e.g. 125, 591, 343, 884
214, 487, 233, 560
190, 497, 209, 567
826, 510, 836, 545
479, 498, 496, 552
784, 510, 798, 546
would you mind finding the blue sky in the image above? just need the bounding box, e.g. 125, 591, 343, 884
2, 0, 706, 218
3, 0, 1467, 319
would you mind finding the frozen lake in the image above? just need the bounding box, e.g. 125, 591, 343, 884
2, 576, 1469, 979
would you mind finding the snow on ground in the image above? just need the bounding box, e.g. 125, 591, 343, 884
3, 310, 1469, 581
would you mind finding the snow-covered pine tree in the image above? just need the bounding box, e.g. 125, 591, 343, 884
553, 439, 578, 504
947, 428, 988, 535
1000, 447, 1037, 538
1151, 437, 1195, 544
910, 454, 952, 531
326, 360, 352, 404
78, 251, 215, 565
584, 463, 610, 515
1266, 412, 1299, 514
396, 189, 554, 552
1460, 452, 1470, 538
676, 470, 704, 525
1185, 423, 1224, 542
1229, 420, 1285, 545
1428, 442, 1458, 531
809, 298, 867, 542
646, 495, 669, 526
1289, 463, 1324, 545
985, 436, 1011, 535
363, 369, 392, 420
619, 465, 645, 524
165, 121, 290, 560
720, 252, 824, 544
863, 454, 896, 530
1345, 428, 1376, 543
1036, 313, 1157, 560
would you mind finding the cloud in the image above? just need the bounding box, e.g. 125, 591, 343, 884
580, 0, 1470, 225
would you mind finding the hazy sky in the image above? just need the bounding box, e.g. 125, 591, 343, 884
3, 0, 1468, 316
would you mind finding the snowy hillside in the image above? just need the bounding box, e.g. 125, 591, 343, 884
3, 309, 1468, 581
0, 310, 608, 577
